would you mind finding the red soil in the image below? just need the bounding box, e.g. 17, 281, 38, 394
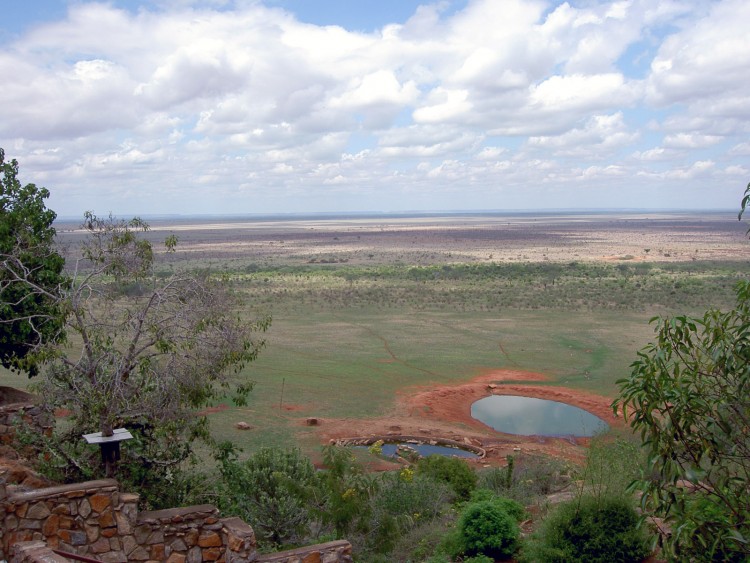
316, 369, 624, 465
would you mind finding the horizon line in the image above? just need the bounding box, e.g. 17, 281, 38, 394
53, 207, 739, 222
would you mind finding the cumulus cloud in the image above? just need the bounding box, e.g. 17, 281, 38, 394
0, 0, 747, 214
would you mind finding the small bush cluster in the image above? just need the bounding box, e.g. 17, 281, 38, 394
522, 495, 650, 563
416, 455, 478, 500
477, 454, 571, 505
458, 499, 521, 559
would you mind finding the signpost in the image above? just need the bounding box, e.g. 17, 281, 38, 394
83, 428, 133, 477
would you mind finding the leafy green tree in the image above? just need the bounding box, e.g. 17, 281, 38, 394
29, 212, 269, 483
615, 281, 750, 561
611, 183, 750, 561
0, 148, 66, 375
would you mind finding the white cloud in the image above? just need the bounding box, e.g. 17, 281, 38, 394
729, 142, 750, 156
527, 112, 638, 156
632, 147, 675, 161
646, 0, 750, 134
663, 133, 723, 149
0, 0, 747, 214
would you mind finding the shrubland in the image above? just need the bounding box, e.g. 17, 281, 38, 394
4, 149, 750, 561
231, 260, 749, 314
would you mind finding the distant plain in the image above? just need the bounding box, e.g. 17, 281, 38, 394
9, 211, 750, 462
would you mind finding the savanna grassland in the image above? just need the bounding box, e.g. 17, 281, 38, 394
10, 211, 750, 463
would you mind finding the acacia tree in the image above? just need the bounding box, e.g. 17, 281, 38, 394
29, 212, 269, 490
0, 148, 67, 375
614, 187, 750, 561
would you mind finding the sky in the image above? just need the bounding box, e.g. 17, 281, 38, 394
1, 0, 749, 217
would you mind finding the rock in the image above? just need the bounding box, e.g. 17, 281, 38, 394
234, 422, 252, 430
305, 418, 319, 426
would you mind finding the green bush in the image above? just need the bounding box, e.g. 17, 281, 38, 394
462, 556, 494, 563
582, 436, 644, 500
375, 472, 454, 522
416, 455, 477, 500
458, 500, 519, 559
388, 516, 459, 563
216, 446, 318, 547
318, 445, 375, 540
477, 454, 570, 504
524, 495, 650, 563
469, 489, 525, 521
366, 472, 455, 553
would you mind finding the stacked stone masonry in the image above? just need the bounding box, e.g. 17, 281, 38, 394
9, 540, 73, 562
1, 476, 352, 563
0, 402, 54, 446
0, 396, 352, 561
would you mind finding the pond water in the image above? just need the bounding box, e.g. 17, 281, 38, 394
357, 442, 479, 459
471, 395, 609, 437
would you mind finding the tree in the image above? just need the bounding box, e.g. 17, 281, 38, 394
29, 212, 269, 486
614, 280, 750, 560
0, 148, 67, 375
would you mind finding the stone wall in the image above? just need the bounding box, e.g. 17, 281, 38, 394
256, 540, 352, 563
0, 401, 53, 447
0, 478, 256, 562
8, 540, 72, 562
1, 477, 353, 563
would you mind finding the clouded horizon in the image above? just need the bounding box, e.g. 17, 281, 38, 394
1, 0, 748, 217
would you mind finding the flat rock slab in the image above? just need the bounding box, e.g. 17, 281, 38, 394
0, 386, 36, 406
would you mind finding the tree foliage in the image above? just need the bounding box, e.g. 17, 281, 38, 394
28, 212, 269, 483
614, 280, 750, 561
415, 455, 478, 500
458, 499, 520, 559
217, 445, 319, 547
41, 213, 267, 432
0, 148, 67, 375
524, 495, 649, 563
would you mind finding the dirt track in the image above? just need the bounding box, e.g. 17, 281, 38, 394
316, 369, 624, 466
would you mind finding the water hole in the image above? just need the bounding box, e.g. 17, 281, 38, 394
471, 395, 608, 437
356, 442, 480, 459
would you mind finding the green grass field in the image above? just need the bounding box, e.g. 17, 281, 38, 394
5, 233, 749, 460
205, 262, 743, 455
9, 309, 659, 456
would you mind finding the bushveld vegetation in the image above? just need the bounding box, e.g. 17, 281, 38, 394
4, 150, 750, 561
229, 260, 749, 314
5, 224, 748, 560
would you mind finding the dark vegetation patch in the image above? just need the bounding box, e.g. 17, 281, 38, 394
231, 260, 750, 314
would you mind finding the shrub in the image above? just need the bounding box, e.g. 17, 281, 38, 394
462, 556, 494, 563
372, 472, 454, 527
216, 445, 318, 547
469, 488, 525, 521
318, 445, 375, 540
524, 495, 650, 563
477, 453, 570, 504
388, 515, 459, 563
365, 470, 455, 555
581, 436, 644, 501
458, 500, 519, 559
416, 455, 477, 500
